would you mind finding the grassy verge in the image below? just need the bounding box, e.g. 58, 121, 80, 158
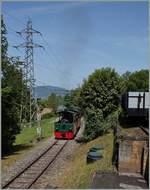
2, 118, 55, 172
15, 118, 55, 145
58, 131, 114, 189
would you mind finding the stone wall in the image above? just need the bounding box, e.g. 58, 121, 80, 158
118, 138, 148, 174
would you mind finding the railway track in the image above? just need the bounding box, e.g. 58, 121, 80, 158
2, 140, 68, 189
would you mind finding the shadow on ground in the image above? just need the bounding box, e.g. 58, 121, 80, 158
2, 144, 33, 159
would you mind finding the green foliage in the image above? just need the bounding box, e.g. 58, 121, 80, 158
63, 93, 73, 108
84, 107, 122, 141
63, 87, 81, 109
80, 68, 124, 140
47, 93, 58, 112
100, 107, 122, 131
38, 94, 63, 112
1, 15, 8, 60
1, 16, 24, 154
80, 68, 124, 114
80, 68, 148, 141
37, 99, 48, 110
83, 108, 104, 140
15, 118, 54, 145
122, 69, 149, 91
41, 112, 55, 120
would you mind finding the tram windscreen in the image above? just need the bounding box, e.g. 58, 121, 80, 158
59, 112, 73, 123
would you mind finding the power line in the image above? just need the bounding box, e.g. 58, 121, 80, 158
38, 34, 71, 82
9, 44, 24, 54
7, 26, 26, 41
6, 27, 26, 57
3, 12, 67, 77
6, 26, 19, 35
4, 13, 66, 83
40, 35, 62, 68
33, 43, 69, 81
4, 12, 70, 96
3, 11, 26, 26
41, 48, 69, 80
39, 49, 62, 73
3, 11, 65, 70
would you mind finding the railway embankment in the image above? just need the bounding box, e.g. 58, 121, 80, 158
2, 117, 148, 189
2, 138, 80, 189
2, 137, 55, 188
91, 125, 149, 189
2, 118, 85, 189
29, 118, 85, 189
2, 118, 54, 173
2, 117, 114, 189
56, 130, 114, 188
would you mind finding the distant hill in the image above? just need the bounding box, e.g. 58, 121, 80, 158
35, 85, 70, 99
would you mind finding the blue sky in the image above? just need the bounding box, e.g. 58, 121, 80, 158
2, 1, 149, 90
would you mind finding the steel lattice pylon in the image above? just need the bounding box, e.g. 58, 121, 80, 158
14, 18, 43, 127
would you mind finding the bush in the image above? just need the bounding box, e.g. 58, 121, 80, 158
83, 107, 104, 141
41, 112, 55, 120
84, 108, 122, 142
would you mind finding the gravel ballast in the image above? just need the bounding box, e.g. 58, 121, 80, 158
2, 118, 85, 189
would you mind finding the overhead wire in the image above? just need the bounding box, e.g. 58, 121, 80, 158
4, 12, 61, 68
35, 61, 60, 77
3, 11, 70, 86
3, 11, 63, 71
2, 11, 26, 26
40, 35, 65, 70
32, 32, 70, 81
34, 54, 70, 88
40, 35, 61, 66
5, 25, 26, 58
39, 39, 70, 81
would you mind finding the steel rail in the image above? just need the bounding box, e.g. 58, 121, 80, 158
28, 140, 68, 189
2, 140, 58, 189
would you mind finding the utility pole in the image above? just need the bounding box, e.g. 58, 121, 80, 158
14, 18, 43, 127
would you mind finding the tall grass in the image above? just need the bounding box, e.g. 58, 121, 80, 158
15, 118, 55, 145
58, 131, 114, 188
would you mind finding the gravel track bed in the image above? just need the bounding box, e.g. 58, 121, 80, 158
31, 140, 80, 189
2, 119, 85, 189
31, 121, 85, 189
2, 138, 56, 187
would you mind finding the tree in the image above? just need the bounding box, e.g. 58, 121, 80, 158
80, 68, 124, 115
37, 98, 48, 110
122, 70, 149, 91
63, 93, 73, 108
47, 93, 63, 112
63, 87, 81, 110
79, 68, 124, 140
1, 16, 23, 153
1, 15, 8, 60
